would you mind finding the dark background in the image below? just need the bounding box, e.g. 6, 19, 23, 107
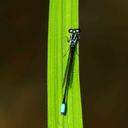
0, 0, 128, 128
80, 0, 128, 128
0, 0, 47, 128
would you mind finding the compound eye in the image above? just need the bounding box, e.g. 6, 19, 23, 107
68, 29, 73, 33
76, 29, 80, 33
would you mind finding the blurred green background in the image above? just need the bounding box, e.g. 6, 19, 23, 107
0, 0, 128, 128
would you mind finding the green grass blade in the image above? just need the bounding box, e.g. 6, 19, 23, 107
47, 0, 83, 127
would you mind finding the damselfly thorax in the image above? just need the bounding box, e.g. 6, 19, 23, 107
69, 28, 80, 47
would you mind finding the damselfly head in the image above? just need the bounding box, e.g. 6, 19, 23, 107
68, 28, 80, 34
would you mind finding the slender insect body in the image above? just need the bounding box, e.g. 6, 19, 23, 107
61, 28, 80, 115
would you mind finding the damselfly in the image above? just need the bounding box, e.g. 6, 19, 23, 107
61, 28, 80, 115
